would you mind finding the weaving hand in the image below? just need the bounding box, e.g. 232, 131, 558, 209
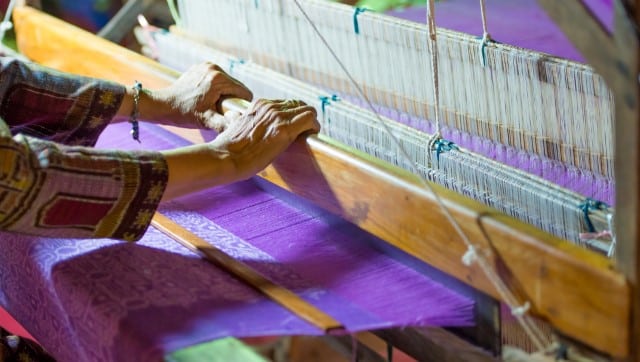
211, 99, 320, 180
139, 62, 253, 130
160, 98, 319, 200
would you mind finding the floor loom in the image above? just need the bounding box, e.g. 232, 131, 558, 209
8, 0, 640, 360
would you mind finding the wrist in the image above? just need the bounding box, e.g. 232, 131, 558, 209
114, 86, 134, 122
160, 143, 236, 201
114, 83, 157, 123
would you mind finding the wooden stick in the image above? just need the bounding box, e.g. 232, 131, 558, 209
12, 6, 631, 357
151, 213, 344, 332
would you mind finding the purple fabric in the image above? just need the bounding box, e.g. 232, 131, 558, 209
0, 122, 473, 361
388, 0, 613, 63
0, 229, 320, 361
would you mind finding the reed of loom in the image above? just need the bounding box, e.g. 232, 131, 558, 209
10, 1, 640, 360
164, 0, 616, 251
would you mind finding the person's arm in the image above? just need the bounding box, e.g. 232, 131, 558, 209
0, 57, 126, 146
0, 57, 318, 241
0, 132, 167, 241
113, 62, 253, 131
0, 99, 318, 240
0, 58, 252, 146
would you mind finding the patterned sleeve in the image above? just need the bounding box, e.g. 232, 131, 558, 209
0, 57, 121, 146
0, 57, 168, 241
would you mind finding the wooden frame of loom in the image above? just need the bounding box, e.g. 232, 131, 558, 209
9, 2, 640, 359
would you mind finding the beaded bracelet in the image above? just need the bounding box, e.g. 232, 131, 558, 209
130, 81, 142, 142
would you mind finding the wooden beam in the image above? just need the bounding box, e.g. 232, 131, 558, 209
12, 6, 631, 357
449, 292, 501, 357
320, 335, 387, 362
536, 0, 616, 83
374, 328, 498, 362
535, 0, 640, 359
612, 1, 640, 361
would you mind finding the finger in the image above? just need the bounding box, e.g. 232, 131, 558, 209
222, 80, 253, 102
282, 99, 305, 109
282, 107, 321, 137
212, 68, 253, 101
250, 98, 280, 115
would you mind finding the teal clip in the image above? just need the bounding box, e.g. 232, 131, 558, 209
434, 139, 459, 163
229, 58, 246, 74
578, 198, 609, 233
477, 35, 499, 67
319, 94, 340, 114
353, 8, 368, 35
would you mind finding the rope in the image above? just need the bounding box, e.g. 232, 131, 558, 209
478, 0, 492, 67
479, 0, 490, 40
0, 0, 18, 45
166, 0, 182, 27
291, 0, 551, 351
606, 212, 617, 258
426, 0, 441, 139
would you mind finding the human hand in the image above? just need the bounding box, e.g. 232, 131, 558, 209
141, 62, 253, 129
160, 98, 320, 201
210, 98, 320, 181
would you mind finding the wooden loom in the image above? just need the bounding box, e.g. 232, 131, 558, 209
9, 1, 640, 360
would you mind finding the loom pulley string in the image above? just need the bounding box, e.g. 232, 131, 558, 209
0, 0, 18, 44
478, 0, 492, 67
426, 0, 548, 350
479, 0, 491, 41
426, 0, 442, 159
290, 0, 550, 351
166, 0, 182, 27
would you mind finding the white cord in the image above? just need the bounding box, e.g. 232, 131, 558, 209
0, 0, 18, 45
479, 0, 490, 40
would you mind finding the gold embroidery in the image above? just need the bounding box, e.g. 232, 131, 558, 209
88, 115, 104, 129
94, 159, 139, 237
133, 209, 153, 229
151, 161, 166, 174
98, 90, 116, 108
145, 182, 164, 204
122, 232, 137, 242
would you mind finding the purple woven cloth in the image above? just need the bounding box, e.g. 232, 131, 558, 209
0, 122, 473, 361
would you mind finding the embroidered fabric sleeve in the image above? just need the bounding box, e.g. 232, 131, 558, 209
0, 57, 124, 146
0, 134, 168, 241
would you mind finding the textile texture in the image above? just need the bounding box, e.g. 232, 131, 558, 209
0, 57, 168, 241
0, 122, 473, 361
